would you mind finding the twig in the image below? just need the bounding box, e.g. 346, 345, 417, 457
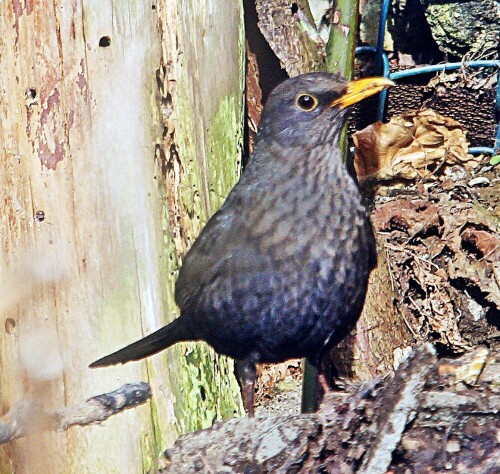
0, 382, 151, 444
384, 243, 440, 271
385, 246, 396, 292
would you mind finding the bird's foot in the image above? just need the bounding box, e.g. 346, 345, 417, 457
236, 359, 257, 418
318, 372, 332, 395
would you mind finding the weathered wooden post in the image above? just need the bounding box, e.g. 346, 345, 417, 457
0, 1, 244, 471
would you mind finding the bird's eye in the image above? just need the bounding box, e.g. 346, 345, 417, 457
296, 94, 318, 111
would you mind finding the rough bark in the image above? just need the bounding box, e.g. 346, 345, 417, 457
425, 0, 500, 59
160, 344, 500, 473
255, 0, 326, 77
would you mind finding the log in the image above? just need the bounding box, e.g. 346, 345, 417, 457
425, 0, 500, 59
161, 344, 500, 473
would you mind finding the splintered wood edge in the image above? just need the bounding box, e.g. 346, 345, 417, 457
0, 382, 151, 444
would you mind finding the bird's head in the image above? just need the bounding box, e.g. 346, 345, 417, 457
257, 73, 394, 148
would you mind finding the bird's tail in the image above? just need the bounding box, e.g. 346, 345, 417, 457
89, 317, 191, 368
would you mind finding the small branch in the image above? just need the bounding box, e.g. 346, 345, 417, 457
0, 382, 151, 444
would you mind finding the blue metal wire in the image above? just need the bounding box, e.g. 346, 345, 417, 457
495, 69, 500, 153
355, 0, 500, 154
376, 0, 391, 71
389, 61, 500, 80
354, 46, 390, 121
375, 0, 392, 121
469, 147, 496, 155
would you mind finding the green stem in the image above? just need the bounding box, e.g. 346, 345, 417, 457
326, 0, 360, 79
301, 1, 360, 414
327, 0, 360, 154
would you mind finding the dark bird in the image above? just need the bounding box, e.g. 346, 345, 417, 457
90, 73, 394, 416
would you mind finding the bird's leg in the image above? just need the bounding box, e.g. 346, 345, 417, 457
301, 359, 320, 413
302, 357, 334, 413
317, 372, 332, 394
235, 359, 257, 418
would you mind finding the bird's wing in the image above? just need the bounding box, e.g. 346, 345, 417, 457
174, 204, 274, 312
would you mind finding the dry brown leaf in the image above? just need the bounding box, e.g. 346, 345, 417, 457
372, 189, 500, 352
255, 360, 302, 406
460, 226, 500, 262
353, 109, 482, 181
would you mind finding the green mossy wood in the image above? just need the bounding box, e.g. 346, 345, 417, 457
0, 0, 244, 472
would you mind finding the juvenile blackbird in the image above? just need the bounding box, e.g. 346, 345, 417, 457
91, 73, 394, 416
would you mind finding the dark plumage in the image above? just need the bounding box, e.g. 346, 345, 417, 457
91, 73, 394, 416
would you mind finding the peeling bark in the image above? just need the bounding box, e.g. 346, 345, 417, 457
255, 0, 326, 76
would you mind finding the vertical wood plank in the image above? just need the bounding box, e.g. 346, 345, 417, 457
0, 0, 244, 471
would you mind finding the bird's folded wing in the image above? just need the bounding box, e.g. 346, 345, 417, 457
174, 207, 275, 311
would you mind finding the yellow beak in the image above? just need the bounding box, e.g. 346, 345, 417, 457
331, 77, 395, 109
